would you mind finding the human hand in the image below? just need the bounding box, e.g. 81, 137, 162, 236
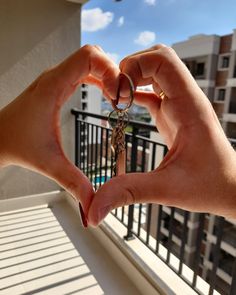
0, 45, 120, 216
88, 45, 236, 226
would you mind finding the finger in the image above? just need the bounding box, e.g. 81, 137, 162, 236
88, 171, 169, 227
44, 45, 121, 102
119, 44, 166, 70
120, 45, 201, 100
119, 90, 161, 115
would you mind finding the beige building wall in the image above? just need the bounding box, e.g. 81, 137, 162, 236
0, 0, 86, 199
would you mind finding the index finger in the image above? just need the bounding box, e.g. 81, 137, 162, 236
46, 45, 120, 100
119, 45, 201, 100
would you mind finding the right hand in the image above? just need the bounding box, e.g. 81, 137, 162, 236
88, 45, 236, 226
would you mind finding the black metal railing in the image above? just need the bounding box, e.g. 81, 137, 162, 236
71, 108, 236, 295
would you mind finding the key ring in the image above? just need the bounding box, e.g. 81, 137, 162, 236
111, 72, 135, 112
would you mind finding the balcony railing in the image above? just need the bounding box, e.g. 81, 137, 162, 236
71, 108, 236, 295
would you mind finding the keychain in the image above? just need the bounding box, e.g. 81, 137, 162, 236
108, 73, 134, 177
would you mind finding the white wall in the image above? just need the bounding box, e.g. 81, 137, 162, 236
0, 0, 83, 199
87, 85, 103, 125
173, 34, 220, 58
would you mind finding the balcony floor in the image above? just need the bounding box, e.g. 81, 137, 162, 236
0, 195, 141, 295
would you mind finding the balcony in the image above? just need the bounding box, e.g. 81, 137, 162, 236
70, 109, 236, 295
0, 191, 142, 294
1, 110, 236, 295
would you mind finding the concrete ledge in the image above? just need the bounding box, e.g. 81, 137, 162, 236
0, 190, 64, 214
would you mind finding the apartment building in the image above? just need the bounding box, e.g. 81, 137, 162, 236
200, 215, 236, 294
172, 29, 236, 139
141, 30, 236, 294
81, 84, 103, 124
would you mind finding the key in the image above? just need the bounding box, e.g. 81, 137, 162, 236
111, 117, 126, 176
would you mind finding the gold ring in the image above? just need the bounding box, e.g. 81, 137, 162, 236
159, 90, 166, 100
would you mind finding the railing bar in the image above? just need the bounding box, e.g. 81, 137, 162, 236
166, 207, 175, 264
121, 206, 125, 223
146, 204, 152, 245
79, 120, 82, 170
75, 116, 79, 166
125, 133, 129, 173
90, 124, 94, 182
151, 143, 156, 171
155, 205, 163, 253
83, 122, 86, 173
105, 128, 109, 182
209, 216, 224, 295
124, 126, 139, 240
94, 126, 98, 191
99, 127, 103, 187
192, 213, 205, 288
178, 211, 189, 274
137, 204, 143, 236
141, 140, 147, 172
110, 139, 114, 179
86, 123, 90, 177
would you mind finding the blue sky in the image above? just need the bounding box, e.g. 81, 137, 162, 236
82, 0, 236, 64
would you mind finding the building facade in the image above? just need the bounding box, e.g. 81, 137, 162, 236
143, 30, 236, 294
172, 29, 236, 139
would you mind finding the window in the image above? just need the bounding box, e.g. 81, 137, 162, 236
196, 62, 205, 76
82, 102, 87, 110
82, 91, 87, 100
219, 55, 230, 70
222, 56, 230, 68
218, 89, 226, 101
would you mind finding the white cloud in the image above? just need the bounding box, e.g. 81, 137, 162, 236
134, 31, 156, 46
117, 16, 124, 27
144, 0, 156, 6
82, 8, 113, 32
106, 52, 120, 64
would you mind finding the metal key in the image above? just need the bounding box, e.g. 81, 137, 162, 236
108, 72, 134, 177
110, 112, 126, 176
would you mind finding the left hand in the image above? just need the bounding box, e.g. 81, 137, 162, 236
0, 45, 120, 214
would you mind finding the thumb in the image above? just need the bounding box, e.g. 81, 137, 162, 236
88, 171, 168, 227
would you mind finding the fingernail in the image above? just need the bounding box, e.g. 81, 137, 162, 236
98, 205, 112, 224
79, 202, 88, 228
